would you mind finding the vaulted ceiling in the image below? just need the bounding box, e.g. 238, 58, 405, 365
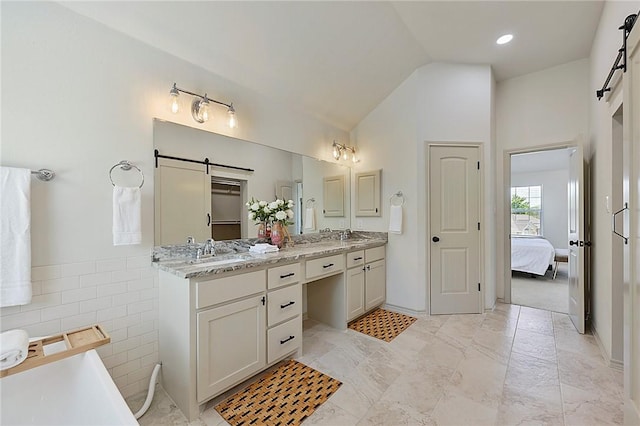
59, 1, 604, 131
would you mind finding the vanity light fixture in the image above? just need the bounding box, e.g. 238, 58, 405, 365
332, 141, 359, 163
169, 83, 237, 128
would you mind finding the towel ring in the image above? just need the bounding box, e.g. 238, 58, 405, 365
390, 191, 405, 206
109, 160, 144, 188
306, 198, 316, 208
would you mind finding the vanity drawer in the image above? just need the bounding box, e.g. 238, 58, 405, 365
196, 270, 266, 309
346, 250, 365, 269
365, 246, 385, 263
305, 254, 345, 280
268, 284, 302, 327
267, 317, 301, 364
267, 263, 301, 290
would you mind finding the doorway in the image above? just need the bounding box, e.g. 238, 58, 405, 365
509, 148, 571, 314
210, 177, 245, 240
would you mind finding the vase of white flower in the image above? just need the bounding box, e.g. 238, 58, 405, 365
246, 198, 273, 239
268, 199, 295, 247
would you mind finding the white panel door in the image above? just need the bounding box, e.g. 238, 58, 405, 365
364, 259, 386, 311
623, 21, 640, 425
346, 266, 365, 321
429, 145, 481, 314
323, 175, 345, 217
568, 145, 585, 334
155, 158, 211, 245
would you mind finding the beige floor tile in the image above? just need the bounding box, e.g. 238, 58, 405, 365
471, 327, 514, 365
481, 314, 518, 337
302, 400, 361, 426
431, 388, 498, 426
554, 327, 603, 360
496, 385, 564, 426
449, 347, 508, 406
516, 311, 555, 336
552, 312, 575, 330
561, 382, 624, 426
414, 334, 465, 370
357, 399, 435, 425
557, 348, 622, 400
512, 328, 557, 363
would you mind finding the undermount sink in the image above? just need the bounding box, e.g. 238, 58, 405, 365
186, 256, 247, 267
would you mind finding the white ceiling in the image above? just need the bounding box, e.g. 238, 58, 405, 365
59, 1, 604, 131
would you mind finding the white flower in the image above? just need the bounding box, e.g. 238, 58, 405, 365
275, 211, 287, 221
248, 212, 256, 220
287, 200, 294, 208
264, 207, 271, 214
277, 199, 284, 206
269, 201, 279, 210
251, 203, 260, 211
286, 209, 294, 219
259, 200, 268, 207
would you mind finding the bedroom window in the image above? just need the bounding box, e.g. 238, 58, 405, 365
511, 185, 542, 236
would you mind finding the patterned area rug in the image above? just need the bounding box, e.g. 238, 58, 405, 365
215, 360, 342, 426
348, 308, 417, 342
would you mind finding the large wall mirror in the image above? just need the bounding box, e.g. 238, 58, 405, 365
153, 119, 351, 245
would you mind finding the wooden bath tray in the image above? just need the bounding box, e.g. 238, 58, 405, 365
0, 324, 110, 378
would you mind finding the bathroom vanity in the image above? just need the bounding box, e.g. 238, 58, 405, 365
154, 233, 386, 421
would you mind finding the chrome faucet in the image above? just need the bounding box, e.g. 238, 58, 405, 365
340, 229, 352, 241
186, 236, 196, 244
203, 238, 216, 256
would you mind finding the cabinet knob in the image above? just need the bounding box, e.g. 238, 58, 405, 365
432, 236, 440, 243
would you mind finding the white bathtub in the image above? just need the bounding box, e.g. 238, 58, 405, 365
0, 349, 138, 425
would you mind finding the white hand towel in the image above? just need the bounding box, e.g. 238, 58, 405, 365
249, 243, 279, 254
0, 167, 32, 307
0, 329, 29, 371
389, 205, 403, 234
304, 208, 316, 230
113, 186, 142, 246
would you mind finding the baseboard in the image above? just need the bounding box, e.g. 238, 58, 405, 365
591, 324, 624, 370
383, 303, 426, 318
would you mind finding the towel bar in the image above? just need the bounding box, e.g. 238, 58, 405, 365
109, 160, 144, 188
390, 191, 405, 206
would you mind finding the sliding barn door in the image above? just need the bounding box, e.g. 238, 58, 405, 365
155, 158, 211, 245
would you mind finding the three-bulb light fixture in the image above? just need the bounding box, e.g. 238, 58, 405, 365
169, 83, 237, 128
332, 141, 358, 163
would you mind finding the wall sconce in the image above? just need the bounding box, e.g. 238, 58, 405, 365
332, 141, 359, 163
169, 83, 237, 128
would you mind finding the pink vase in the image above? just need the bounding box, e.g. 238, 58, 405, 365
270, 222, 284, 248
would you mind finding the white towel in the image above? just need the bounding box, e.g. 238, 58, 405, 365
389, 205, 403, 234
0, 329, 29, 371
113, 186, 142, 246
0, 167, 32, 307
304, 208, 316, 230
249, 243, 279, 254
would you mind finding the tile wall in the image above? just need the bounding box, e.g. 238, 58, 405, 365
0, 255, 158, 398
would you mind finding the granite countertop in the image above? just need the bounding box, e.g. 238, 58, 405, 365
153, 231, 387, 279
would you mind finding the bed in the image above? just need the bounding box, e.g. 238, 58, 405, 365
511, 236, 555, 276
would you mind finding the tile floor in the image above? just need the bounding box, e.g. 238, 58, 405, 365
127, 303, 623, 425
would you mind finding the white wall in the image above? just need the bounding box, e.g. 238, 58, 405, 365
511, 169, 569, 250
352, 63, 495, 313
0, 1, 347, 398
495, 59, 590, 301
588, 1, 637, 365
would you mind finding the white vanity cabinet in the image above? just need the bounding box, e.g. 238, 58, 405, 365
346, 251, 366, 321
266, 263, 302, 364
346, 246, 386, 320
159, 265, 301, 422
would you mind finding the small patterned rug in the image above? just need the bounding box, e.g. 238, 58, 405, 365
348, 308, 417, 342
214, 360, 342, 426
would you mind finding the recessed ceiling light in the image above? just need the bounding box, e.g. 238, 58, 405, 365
496, 34, 513, 45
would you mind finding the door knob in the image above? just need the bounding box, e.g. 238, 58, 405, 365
569, 240, 579, 246
432, 236, 440, 243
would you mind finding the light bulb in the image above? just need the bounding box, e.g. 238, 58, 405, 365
332, 143, 341, 160
342, 149, 349, 161
200, 100, 210, 121
228, 105, 237, 128
169, 84, 180, 114
352, 152, 358, 163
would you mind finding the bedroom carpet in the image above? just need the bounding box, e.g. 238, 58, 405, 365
511, 264, 568, 313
